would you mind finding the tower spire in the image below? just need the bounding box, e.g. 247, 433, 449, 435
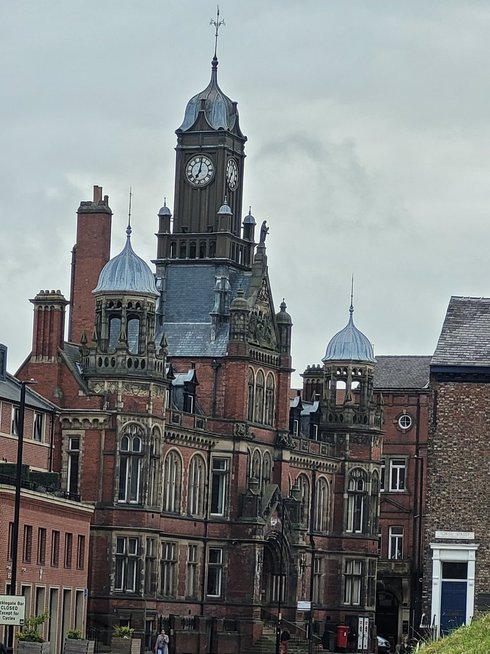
210, 5, 225, 61
349, 274, 354, 319
127, 187, 132, 237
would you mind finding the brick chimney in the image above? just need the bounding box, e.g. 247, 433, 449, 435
30, 290, 69, 361
68, 186, 112, 343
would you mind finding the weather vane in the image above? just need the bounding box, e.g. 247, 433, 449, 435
210, 5, 225, 58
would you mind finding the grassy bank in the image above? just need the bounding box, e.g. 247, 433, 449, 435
416, 614, 490, 653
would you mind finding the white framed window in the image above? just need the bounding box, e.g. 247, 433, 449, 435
344, 559, 363, 605
163, 450, 182, 513
207, 547, 223, 597
33, 413, 44, 441
389, 459, 406, 492
210, 458, 229, 516
115, 536, 139, 592
188, 454, 206, 516
144, 538, 157, 595
398, 414, 413, 430
118, 425, 143, 503
389, 526, 404, 560
11, 406, 20, 436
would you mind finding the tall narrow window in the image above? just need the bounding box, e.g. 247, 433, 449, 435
262, 451, 273, 487
67, 436, 80, 497
312, 557, 323, 604
144, 538, 157, 595
23, 526, 33, 563
188, 454, 205, 516
51, 530, 60, 567
115, 536, 139, 592
160, 542, 177, 597
118, 425, 143, 504
163, 450, 182, 513
389, 526, 404, 560
148, 427, 161, 507
254, 370, 265, 423
64, 533, 73, 568
108, 316, 122, 351
207, 548, 223, 597
33, 413, 44, 442
247, 369, 255, 422
265, 373, 275, 426
389, 459, 406, 491
77, 535, 85, 570
314, 477, 330, 532
251, 450, 261, 482
127, 317, 140, 354
37, 528, 47, 565
11, 406, 20, 436
297, 474, 310, 526
210, 458, 229, 516
186, 545, 198, 598
344, 559, 363, 605
346, 469, 368, 533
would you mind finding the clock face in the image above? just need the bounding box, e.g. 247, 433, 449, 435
186, 155, 215, 187
226, 158, 239, 191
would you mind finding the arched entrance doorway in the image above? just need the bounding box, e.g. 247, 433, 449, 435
262, 534, 290, 610
376, 589, 399, 647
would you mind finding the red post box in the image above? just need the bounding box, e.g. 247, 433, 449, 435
336, 625, 349, 649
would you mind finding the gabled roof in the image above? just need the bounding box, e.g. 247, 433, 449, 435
373, 355, 431, 390
432, 296, 490, 367
0, 374, 58, 411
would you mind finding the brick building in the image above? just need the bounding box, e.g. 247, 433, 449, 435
0, 356, 93, 652
423, 296, 490, 635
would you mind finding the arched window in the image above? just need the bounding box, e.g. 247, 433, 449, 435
262, 451, 273, 488
127, 316, 140, 354
163, 450, 182, 513
109, 316, 121, 351
148, 426, 161, 507
247, 369, 255, 422
265, 373, 275, 426
346, 468, 368, 533
188, 454, 206, 517
314, 477, 330, 532
255, 370, 265, 423
251, 449, 261, 482
118, 424, 144, 503
297, 474, 310, 526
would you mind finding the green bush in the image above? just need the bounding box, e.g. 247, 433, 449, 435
17, 613, 49, 642
112, 626, 134, 639
67, 629, 83, 640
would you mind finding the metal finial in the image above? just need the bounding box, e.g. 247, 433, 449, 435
349, 275, 354, 317
127, 187, 132, 237
163, 196, 167, 207
210, 5, 225, 59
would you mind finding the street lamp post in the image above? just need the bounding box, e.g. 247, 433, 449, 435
10, 380, 35, 598
275, 497, 286, 654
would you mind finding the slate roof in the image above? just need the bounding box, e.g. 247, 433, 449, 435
160, 263, 252, 357
0, 374, 57, 411
373, 355, 431, 390
432, 296, 490, 367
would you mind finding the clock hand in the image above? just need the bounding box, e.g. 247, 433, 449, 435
197, 158, 203, 177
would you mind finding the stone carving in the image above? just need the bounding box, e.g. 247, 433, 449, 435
275, 431, 295, 449
234, 422, 255, 440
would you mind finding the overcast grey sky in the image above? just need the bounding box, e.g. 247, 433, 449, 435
2, 1, 490, 385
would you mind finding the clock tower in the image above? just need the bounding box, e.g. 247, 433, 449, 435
155, 54, 251, 266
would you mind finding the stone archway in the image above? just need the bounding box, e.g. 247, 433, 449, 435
262, 533, 291, 609
376, 589, 399, 647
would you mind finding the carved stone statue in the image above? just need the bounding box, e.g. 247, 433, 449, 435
259, 220, 269, 244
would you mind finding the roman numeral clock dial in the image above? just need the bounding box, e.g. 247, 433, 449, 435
186, 155, 215, 187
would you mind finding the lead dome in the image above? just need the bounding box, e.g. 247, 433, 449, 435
93, 226, 158, 297
323, 305, 375, 363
